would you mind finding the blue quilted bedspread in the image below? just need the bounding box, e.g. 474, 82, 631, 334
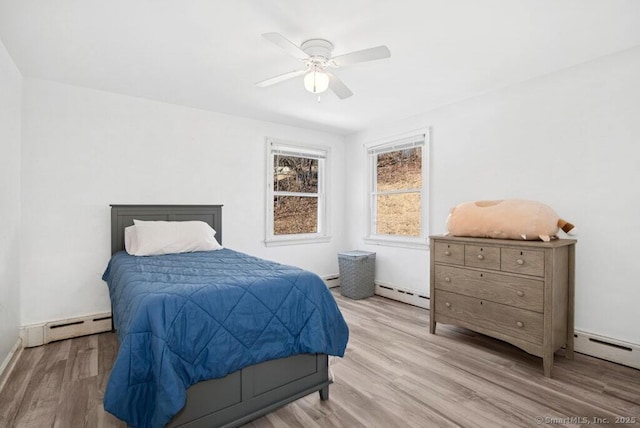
102, 249, 349, 428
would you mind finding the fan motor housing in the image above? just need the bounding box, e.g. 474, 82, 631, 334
301, 39, 334, 60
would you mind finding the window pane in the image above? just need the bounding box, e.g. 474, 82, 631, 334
376, 193, 421, 236
274, 196, 318, 235
274, 156, 318, 193
376, 147, 422, 192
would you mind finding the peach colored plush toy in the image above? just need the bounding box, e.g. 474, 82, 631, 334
446, 199, 575, 242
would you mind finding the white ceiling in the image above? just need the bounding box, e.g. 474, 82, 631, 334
1, 0, 639, 135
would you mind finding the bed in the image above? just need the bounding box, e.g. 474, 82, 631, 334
103, 205, 349, 428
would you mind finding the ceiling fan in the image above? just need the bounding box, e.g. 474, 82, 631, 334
256, 32, 391, 99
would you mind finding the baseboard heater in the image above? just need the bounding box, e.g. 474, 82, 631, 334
322, 274, 340, 289
574, 330, 639, 370
374, 282, 429, 309
22, 312, 112, 348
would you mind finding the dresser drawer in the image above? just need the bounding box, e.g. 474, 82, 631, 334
501, 248, 545, 277
464, 245, 500, 270
434, 265, 544, 312
435, 290, 544, 344
433, 242, 464, 265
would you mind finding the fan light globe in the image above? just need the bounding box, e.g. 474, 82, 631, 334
303, 69, 329, 94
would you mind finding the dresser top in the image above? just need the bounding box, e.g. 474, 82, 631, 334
430, 235, 577, 248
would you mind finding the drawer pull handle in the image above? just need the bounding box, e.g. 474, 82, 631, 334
477, 254, 484, 260
445, 302, 451, 308
445, 277, 451, 282
516, 290, 524, 297
517, 259, 524, 265
444, 250, 451, 256
516, 321, 524, 328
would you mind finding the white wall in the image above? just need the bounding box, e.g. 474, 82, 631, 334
0, 39, 22, 365
20, 78, 346, 325
345, 46, 640, 345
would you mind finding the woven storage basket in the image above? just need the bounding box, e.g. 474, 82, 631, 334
338, 250, 376, 299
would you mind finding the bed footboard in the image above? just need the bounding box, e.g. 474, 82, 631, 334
168, 353, 330, 428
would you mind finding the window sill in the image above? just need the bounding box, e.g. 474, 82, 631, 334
264, 235, 332, 247
363, 236, 429, 250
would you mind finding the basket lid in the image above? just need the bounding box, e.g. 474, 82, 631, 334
338, 250, 376, 259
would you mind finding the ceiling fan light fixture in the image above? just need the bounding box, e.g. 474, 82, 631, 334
258, 32, 391, 99
303, 68, 329, 94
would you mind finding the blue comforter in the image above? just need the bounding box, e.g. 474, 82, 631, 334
102, 249, 349, 427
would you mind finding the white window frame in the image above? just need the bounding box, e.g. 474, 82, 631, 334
364, 129, 430, 249
265, 138, 331, 247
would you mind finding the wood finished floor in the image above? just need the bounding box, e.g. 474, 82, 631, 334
1, 289, 639, 428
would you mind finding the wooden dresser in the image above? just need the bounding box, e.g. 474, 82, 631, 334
429, 235, 576, 377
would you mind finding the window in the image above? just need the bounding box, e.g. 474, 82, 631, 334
265, 139, 330, 246
365, 130, 429, 248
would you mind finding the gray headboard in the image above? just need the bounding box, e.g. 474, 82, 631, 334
110, 205, 223, 255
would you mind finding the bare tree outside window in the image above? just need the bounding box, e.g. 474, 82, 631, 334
273, 155, 319, 235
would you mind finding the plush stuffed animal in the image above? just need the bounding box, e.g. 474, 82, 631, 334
446, 199, 575, 242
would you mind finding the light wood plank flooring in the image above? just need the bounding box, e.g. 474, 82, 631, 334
1, 289, 639, 427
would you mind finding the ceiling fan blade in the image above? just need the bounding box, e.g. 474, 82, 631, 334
326, 72, 353, 99
332, 46, 391, 67
262, 32, 309, 60
256, 69, 307, 87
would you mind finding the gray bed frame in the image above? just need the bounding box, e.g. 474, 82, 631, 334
109, 205, 331, 428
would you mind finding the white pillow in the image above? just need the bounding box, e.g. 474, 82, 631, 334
125, 220, 222, 256
124, 225, 138, 254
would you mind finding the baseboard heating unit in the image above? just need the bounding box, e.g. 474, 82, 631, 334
374, 282, 429, 309
574, 330, 639, 370
21, 312, 112, 347
322, 274, 340, 289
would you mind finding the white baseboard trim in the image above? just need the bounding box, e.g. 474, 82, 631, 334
0, 337, 23, 393
574, 329, 640, 370
374, 281, 430, 309
21, 312, 113, 348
